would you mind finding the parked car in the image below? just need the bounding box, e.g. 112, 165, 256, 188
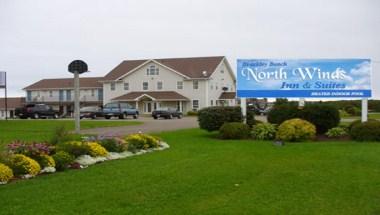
15, 104, 59, 119
102, 102, 139, 119
80, 106, 103, 119
152, 107, 183, 119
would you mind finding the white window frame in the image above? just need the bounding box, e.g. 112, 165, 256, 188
143, 82, 149, 91
49, 91, 53, 97
157, 81, 163, 90
193, 80, 199, 90
124, 82, 129, 91
192, 100, 199, 110
177, 81, 183, 90
110, 83, 115, 91
147, 65, 159, 76
91, 89, 95, 96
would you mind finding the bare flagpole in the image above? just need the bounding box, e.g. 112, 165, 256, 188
4, 72, 7, 121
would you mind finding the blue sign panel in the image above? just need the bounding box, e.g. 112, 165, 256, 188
237, 59, 371, 98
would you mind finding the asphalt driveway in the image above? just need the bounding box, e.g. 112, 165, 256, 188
80, 116, 199, 137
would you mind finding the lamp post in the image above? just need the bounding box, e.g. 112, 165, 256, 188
68, 60, 88, 133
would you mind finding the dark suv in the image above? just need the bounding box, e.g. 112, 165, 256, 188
102, 102, 139, 119
15, 104, 59, 119
152, 107, 183, 119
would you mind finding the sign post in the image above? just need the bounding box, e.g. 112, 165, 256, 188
237, 59, 372, 122
68, 60, 88, 133
0, 71, 6, 120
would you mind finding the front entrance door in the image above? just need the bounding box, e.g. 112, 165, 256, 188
144, 101, 153, 113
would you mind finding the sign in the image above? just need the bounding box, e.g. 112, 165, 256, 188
0, 72, 5, 88
237, 59, 371, 98
68, 60, 88, 74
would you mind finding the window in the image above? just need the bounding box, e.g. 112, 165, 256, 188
192, 100, 199, 110
215, 83, 218, 90
143, 82, 148, 90
27, 91, 32, 101
110, 83, 115, 91
211, 100, 213, 106
147, 65, 159, 75
124, 82, 129, 91
49, 91, 53, 97
177, 81, 183, 90
193, 80, 199, 90
210, 84, 214, 90
221, 70, 224, 74
157, 81, 163, 90
66, 90, 71, 101
91, 89, 95, 96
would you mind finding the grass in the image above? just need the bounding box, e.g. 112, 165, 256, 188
0, 120, 142, 148
342, 112, 380, 120
1, 128, 380, 214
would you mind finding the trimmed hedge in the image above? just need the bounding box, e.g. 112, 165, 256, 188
267, 103, 299, 125
198, 106, 243, 132
219, 122, 251, 139
299, 103, 340, 134
350, 120, 380, 141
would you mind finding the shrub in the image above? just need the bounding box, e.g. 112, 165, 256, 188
267, 103, 299, 125
276, 118, 316, 142
219, 122, 251, 139
344, 105, 361, 116
7, 154, 41, 176
50, 125, 70, 145
0, 163, 13, 184
7, 141, 52, 157
299, 103, 340, 134
56, 141, 89, 157
325, 127, 348, 138
35, 154, 56, 168
252, 123, 277, 140
350, 120, 380, 141
348, 119, 378, 132
52, 151, 75, 171
198, 106, 243, 132
246, 106, 256, 128
98, 138, 127, 153
125, 134, 160, 152
86, 142, 108, 157
339, 109, 350, 118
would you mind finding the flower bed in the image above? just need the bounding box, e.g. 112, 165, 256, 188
0, 133, 169, 185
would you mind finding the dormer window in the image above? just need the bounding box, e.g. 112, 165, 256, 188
147, 65, 159, 75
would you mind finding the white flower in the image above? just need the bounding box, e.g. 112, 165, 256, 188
21, 174, 34, 179
0, 181, 7, 185
40, 167, 56, 174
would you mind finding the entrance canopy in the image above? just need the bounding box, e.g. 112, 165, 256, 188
112, 91, 189, 102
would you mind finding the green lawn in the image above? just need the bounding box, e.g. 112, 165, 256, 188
0, 120, 142, 148
1, 128, 379, 214
342, 112, 380, 120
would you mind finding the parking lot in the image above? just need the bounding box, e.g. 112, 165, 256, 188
80, 116, 199, 136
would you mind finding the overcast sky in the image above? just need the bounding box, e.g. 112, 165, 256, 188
0, 0, 379, 98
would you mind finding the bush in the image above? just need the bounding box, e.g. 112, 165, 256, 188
7, 141, 52, 157
299, 103, 340, 134
246, 106, 256, 128
0, 163, 13, 184
7, 154, 41, 176
50, 126, 81, 145
252, 123, 277, 140
219, 122, 251, 139
350, 120, 380, 141
347, 119, 378, 132
325, 127, 348, 138
344, 105, 361, 116
56, 141, 89, 158
267, 103, 299, 125
86, 142, 108, 157
34, 154, 56, 168
276, 118, 316, 142
198, 106, 243, 132
339, 109, 350, 118
125, 134, 160, 152
98, 138, 127, 152
52, 151, 74, 171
